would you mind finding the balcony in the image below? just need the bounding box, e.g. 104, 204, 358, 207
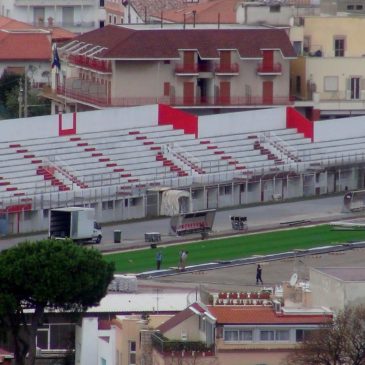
57, 84, 294, 108
15, 0, 94, 6
215, 63, 239, 75
68, 55, 112, 74
256, 63, 282, 75
151, 333, 215, 357
56, 81, 293, 108
175, 63, 199, 75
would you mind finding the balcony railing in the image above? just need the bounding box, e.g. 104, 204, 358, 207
256, 63, 282, 75
68, 55, 112, 73
57, 84, 293, 108
215, 63, 239, 74
175, 64, 199, 74
151, 333, 215, 357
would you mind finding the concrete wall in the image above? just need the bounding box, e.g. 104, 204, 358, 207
309, 268, 345, 311
0, 105, 157, 142
77, 318, 99, 365
344, 282, 365, 307
198, 108, 286, 138
314, 114, 365, 142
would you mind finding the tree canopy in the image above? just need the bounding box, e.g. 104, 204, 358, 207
0, 239, 115, 365
286, 305, 365, 365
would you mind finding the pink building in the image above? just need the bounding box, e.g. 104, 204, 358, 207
51, 25, 296, 113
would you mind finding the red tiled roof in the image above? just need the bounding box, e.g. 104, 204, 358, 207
159, 0, 239, 24
207, 306, 332, 325
68, 25, 296, 60
129, 0, 188, 18
157, 306, 195, 334
0, 16, 33, 30
0, 15, 75, 43
47, 27, 76, 43
0, 31, 51, 61
157, 303, 209, 333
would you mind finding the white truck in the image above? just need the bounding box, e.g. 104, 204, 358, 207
48, 207, 102, 244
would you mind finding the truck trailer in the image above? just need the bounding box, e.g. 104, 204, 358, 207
49, 207, 102, 244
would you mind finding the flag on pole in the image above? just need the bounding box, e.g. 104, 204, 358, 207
51, 43, 61, 72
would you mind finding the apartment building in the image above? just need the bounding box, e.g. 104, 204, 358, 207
51, 25, 296, 113
151, 300, 332, 365
0, 0, 105, 33
290, 15, 365, 118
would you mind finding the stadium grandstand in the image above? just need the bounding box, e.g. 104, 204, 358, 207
0, 104, 364, 235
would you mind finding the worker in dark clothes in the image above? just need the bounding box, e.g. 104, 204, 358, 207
256, 264, 263, 285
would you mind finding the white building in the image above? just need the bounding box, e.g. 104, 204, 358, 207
0, 0, 106, 33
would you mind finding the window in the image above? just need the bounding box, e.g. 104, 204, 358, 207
347, 4, 354, 9
239, 330, 253, 341
275, 330, 290, 341
356, 5, 363, 10
296, 329, 312, 342
324, 76, 338, 92
219, 185, 232, 195
43, 209, 49, 218
224, 329, 252, 342
102, 201, 113, 210
36, 329, 49, 349
260, 330, 275, 341
129, 341, 136, 365
24, 210, 32, 220
224, 330, 239, 341
101, 358, 106, 365
109, 15, 112, 23
303, 36, 311, 53
292, 41, 302, 56
270, 4, 281, 12
164, 82, 170, 96
334, 37, 345, 57
130, 198, 138, 206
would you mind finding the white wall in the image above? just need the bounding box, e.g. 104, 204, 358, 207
314, 115, 365, 142
76, 105, 158, 133
198, 108, 286, 138
0, 105, 158, 142
78, 318, 99, 365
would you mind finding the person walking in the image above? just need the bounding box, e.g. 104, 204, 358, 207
180, 250, 188, 271
256, 264, 263, 285
156, 251, 163, 270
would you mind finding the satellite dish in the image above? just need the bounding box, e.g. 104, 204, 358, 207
290, 273, 298, 287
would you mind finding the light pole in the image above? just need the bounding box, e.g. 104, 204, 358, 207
18, 78, 23, 118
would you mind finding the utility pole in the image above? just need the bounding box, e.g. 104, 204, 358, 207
24, 73, 28, 118
18, 78, 23, 118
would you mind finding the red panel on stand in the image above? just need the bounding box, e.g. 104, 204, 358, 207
158, 104, 198, 137
286, 107, 313, 141
58, 113, 77, 136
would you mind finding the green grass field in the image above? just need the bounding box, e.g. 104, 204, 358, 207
104, 225, 365, 274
